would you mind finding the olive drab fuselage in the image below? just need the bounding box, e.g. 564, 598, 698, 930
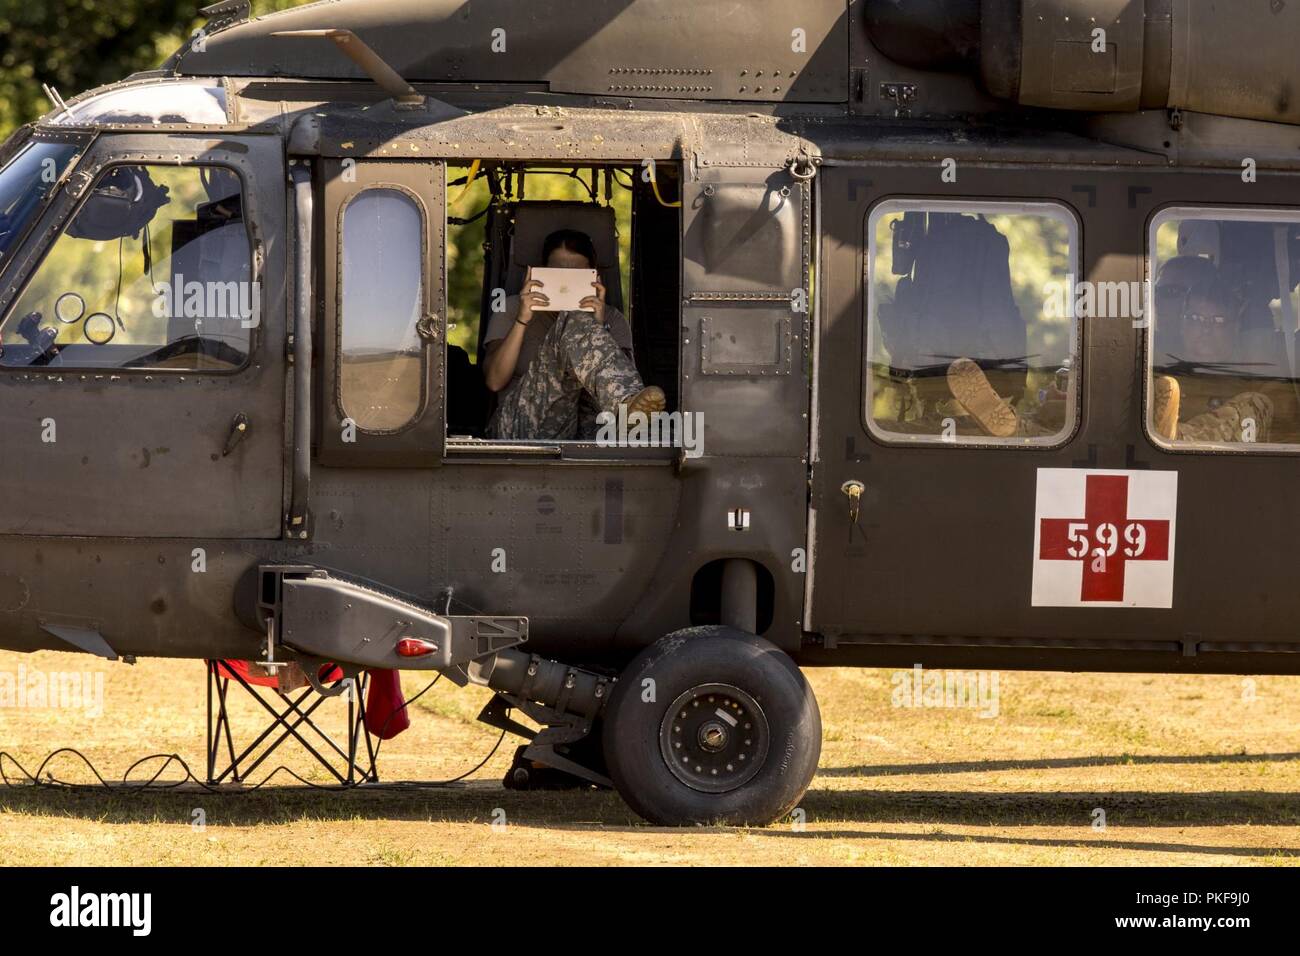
0, 0, 1297, 679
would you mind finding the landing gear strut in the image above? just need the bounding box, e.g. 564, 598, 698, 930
501, 728, 610, 791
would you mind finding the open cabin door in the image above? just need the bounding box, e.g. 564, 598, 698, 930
0, 133, 286, 538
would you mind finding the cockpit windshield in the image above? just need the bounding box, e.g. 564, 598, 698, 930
0, 136, 84, 266
46, 80, 229, 128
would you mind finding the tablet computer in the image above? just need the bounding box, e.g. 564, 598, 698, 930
530, 267, 598, 312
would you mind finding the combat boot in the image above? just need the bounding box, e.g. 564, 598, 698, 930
946, 358, 1017, 438
624, 385, 666, 417
1151, 375, 1180, 440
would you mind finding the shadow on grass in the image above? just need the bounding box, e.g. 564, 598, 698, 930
2, 777, 1298, 840
757, 825, 1299, 859
0, 779, 636, 827
818, 751, 1300, 777
796, 787, 1300, 828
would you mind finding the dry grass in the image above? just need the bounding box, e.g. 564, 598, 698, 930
0, 649, 1297, 866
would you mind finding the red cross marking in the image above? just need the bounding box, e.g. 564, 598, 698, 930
1039, 474, 1171, 602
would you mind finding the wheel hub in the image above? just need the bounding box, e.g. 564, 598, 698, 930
659, 683, 769, 794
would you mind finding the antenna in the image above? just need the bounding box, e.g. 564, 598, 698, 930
41, 83, 69, 117
272, 29, 424, 107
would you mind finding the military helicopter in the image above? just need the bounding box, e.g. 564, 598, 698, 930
0, 0, 1297, 826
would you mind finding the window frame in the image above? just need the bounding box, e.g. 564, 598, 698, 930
0, 158, 259, 376
317, 156, 446, 469
1145, 203, 1300, 456
861, 196, 1083, 450
440, 158, 684, 462
335, 182, 430, 436
0, 129, 89, 278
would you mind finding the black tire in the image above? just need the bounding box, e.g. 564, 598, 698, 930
602, 626, 821, 826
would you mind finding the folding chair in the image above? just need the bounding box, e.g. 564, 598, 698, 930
205, 660, 379, 786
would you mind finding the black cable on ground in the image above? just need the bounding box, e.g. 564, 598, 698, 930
0, 673, 510, 795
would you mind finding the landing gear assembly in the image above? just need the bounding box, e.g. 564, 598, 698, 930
261, 566, 821, 825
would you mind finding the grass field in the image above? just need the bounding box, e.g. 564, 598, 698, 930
1, 648, 1297, 866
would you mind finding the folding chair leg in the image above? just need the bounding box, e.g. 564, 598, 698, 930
203, 664, 383, 787
207, 663, 244, 785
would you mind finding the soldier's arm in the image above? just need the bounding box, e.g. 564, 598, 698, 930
484, 277, 547, 392
483, 324, 528, 392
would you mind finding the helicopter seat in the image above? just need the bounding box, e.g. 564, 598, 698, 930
505, 200, 624, 311
1177, 219, 1221, 262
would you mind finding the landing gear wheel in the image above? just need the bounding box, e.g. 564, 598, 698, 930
659, 683, 768, 793
602, 626, 821, 826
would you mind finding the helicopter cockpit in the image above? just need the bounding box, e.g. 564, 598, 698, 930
0, 132, 85, 268
0, 160, 255, 371
41, 79, 229, 128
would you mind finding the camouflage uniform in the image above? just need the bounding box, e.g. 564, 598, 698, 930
872, 368, 1064, 439
487, 309, 646, 441
1176, 391, 1274, 443
1170, 374, 1279, 444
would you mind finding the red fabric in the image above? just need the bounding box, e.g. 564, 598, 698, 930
214, 659, 279, 687
365, 669, 410, 740
214, 659, 343, 690
212, 660, 410, 740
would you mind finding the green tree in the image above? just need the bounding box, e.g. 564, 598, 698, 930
0, 1, 200, 135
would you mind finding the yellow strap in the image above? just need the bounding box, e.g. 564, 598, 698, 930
648, 168, 681, 208
451, 159, 482, 207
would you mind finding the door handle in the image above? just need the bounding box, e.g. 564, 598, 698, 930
840, 479, 865, 524
222, 412, 251, 457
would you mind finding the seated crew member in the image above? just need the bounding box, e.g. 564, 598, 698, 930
1151, 276, 1296, 444
483, 228, 664, 440
873, 212, 1064, 439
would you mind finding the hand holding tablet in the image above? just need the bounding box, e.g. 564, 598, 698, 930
530, 267, 599, 312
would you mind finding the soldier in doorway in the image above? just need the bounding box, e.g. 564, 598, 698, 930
483, 228, 664, 441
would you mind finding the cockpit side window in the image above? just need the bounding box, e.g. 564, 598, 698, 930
0, 163, 255, 372
1147, 209, 1300, 451
0, 138, 83, 268
864, 200, 1079, 447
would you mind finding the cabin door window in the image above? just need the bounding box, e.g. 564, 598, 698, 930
339, 187, 426, 432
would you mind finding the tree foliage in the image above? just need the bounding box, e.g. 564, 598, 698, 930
0, 0, 316, 137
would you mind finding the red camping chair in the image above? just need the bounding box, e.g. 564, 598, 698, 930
205, 660, 409, 785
